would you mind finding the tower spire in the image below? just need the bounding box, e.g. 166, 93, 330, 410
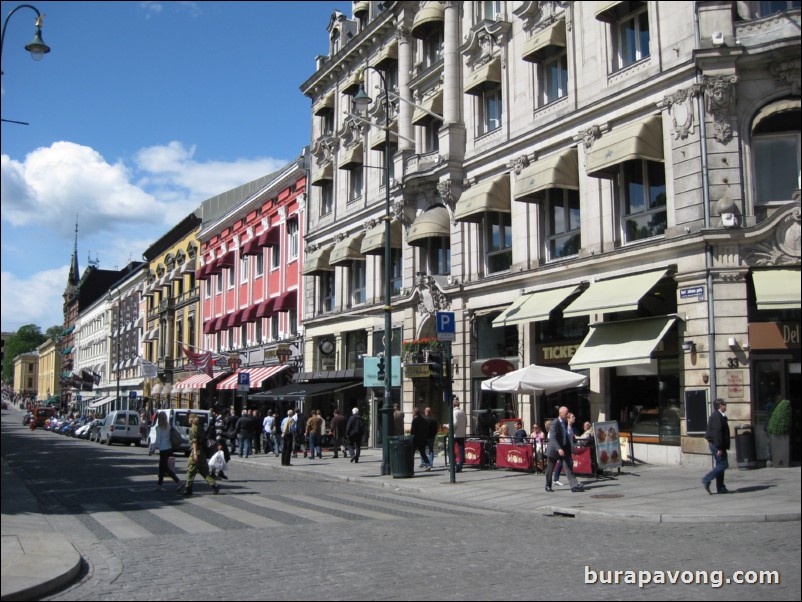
67, 218, 80, 287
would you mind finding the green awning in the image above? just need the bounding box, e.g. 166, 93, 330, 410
563, 269, 668, 318
569, 315, 678, 370
60, 325, 75, 336
313, 92, 334, 116
62, 346, 74, 355
586, 115, 664, 179
311, 162, 334, 186
407, 206, 451, 246
514, 148, 578, 201
338, 144, 364, 170
361, 219, 402, 255
329, 232, 366, 265
753, 269, 802, 310
411, 2, 445, 39
594, 1, 624, 22
371, 40, 398, 69
454, 174, 511, 223
302, 245, 334, 275
492, 285, 582, 327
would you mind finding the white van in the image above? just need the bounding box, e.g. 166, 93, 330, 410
147, 409, 210, 456
99, 410, 142, 446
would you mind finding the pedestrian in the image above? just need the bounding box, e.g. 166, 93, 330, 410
236, 410, 253, 458
281, 409, 295, 466
411, 408, 431, 470
544, 406, 583, 493
551, 412, 577, 486
346, 407, 364, 463
154, 411, 182, 490
393, 403, 405, 436
330, 409, 347, 458
181, 413, 219, 496
263, 410, 275, 455
251, 409, 262, 455
294, 410, 308, 458
306, 409, 324, 459
453, 400, 467, 472
272, 412, 283, 458
424, 407, 438, 468
702, 399, 730, 495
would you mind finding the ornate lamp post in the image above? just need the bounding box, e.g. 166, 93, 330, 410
353, 68, 394, 476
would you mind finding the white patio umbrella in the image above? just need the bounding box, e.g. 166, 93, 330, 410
481, 364, 587, 395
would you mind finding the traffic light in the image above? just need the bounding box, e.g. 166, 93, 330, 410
377, 355, 386, 381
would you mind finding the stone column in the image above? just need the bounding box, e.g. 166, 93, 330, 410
442, 1, 461, 125
397, 26, 414, 152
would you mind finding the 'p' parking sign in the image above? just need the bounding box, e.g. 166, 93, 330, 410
436, 311, 455, 342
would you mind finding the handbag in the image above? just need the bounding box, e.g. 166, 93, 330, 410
170, 426, 183, 449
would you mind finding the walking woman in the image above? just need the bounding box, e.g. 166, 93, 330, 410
155, 411, 182, 490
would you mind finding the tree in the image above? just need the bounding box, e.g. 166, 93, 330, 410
2, 324, 47, 383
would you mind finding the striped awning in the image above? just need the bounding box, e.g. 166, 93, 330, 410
174, 373, 214, 390
217, 365, 290, 390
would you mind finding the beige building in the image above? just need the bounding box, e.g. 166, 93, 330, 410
300, 2, 800, 465
36, 339, 61, 404
14, 352, 38, 398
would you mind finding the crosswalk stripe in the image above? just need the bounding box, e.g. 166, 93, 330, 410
244, 495, 347, 524
144, 505, 223, 534
185, 497, 285, 529
289, 494, 404, 521
331, 492, 458, 519
79, 503, 151, 539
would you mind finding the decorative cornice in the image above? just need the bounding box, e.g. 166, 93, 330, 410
770, 57, 801, 95
573, 124, 602, 149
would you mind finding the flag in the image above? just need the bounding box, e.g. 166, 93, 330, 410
138, 356, 159, 378
181, 346, 213, 377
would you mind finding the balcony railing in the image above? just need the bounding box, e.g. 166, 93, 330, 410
175, 286, 199, 309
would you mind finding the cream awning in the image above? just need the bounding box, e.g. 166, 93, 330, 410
329, 232, 367, 265
464, 57, 502, 96
753, 269, 802, 310
522, 20, 567, 63
411, 2, 445, 39
594, 1, 624, 22
338, 143, 364, 170
302, 245, 334, 275
370, 120, 398, 150
361, 219, 402, 255
412, 90, 443, 125
492, 285, 582, 327
311, 162, 334, 186
563, 269, 668, 318
515, 148, 578, 202
569, 315, 678, 370
342, 71, 363, 96
313, 92, 334, 116
586, 115, 664, 179
371, 40, 398, 69
407, 206, 451, 246
454, 174, 511, 223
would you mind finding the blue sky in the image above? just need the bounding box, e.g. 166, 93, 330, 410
1, 1, 352, 332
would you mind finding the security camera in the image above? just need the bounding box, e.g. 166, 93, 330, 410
711, 31, 724, 47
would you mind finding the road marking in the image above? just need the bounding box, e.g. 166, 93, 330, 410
79, 503, 151, 539
186, 496, 285, 529
144, 504, 223, 534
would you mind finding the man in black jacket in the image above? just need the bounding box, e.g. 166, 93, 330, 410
702, 399, 731, 494
410, 408, 431, 471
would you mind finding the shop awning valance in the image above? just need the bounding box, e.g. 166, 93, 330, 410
274, 290, 298, 313
60, 325, 75, 336
203, 320, 216, 335
257, 226, 281, 248
492, 285, 582, 327
250, 380, 362, 402
411, 2, 445, 39
569, 315, 678, 370
311, 162, 334, 186
586, 115, 664, 179
752, 269, 802, 310
370, 121, 398, 150
361, 219, 402, 255
342, 71, 363, 96
412, 90, 443, 125
407, 206, 451, 246
338, 143, 364, 170
514, 148, 578, 202
329, 232, 367, 265
313, 92, 335, 116
217, 365, 290, 390
563, 269, 669, 318
594, 0, 624, 22
226, 309, 245, 329
174, 373, 213, 390
242, 304, 259, 323
88, 396, 112, 410
256, 298, 276, 319
464, 57, 502, 96
454, 174, 511, 223
217, 251, 235, 269
522, 20, 567, 63
371, 40, 398, 69
302, 245, 335, 275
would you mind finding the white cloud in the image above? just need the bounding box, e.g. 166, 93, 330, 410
1, 267, 69, 332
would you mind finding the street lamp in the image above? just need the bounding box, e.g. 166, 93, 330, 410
353, 68, 394, 476
1, 4, 51, 65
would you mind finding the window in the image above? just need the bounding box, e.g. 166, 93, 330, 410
620, 160, 667, 243
271, 243, 281, 270
321, 182, 334, 215
216, 273, 223, 294
754, 1, 801, 17
391, 248, 403, 296
320, 110, 335, 137
254, 252, 264, 277
424, 29, 444, 68
421, 236, 451, 275
287, 219, 299, 261
288, 310, 298, 336
227, 329, 234, 350
479, 88, 502, 135
614, 1, 650, 70
271, 315, 280, 341
348, 166, 363, 201
345, 330, 367, 370
379, 144, 397, 186
254, 319, 262, 344
481, 0, 502, 21
424, 119, 441, 153
240, 256, 249, 283
241, 324, 248, 347
227, 267, 235, 288
544, 189, 581, 260
485, 212, 512, 273
320, 272, 335, 313
350, 260, 366, 306
752, 106, 800, 204
540, 49, 568, 106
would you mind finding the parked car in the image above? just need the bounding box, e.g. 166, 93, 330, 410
74, 420, 95, 439
146, 409, 210, 456
32, 407, 58, 428
87, 419, 104, 442
99, 410, 142, 446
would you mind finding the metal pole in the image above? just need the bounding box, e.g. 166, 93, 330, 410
381, 71, 393, 477
446, 343, 455, 483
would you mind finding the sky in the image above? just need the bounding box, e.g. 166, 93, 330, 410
0, 0, 352, 333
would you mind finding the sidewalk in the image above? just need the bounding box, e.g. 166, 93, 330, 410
1, 435, 799, 601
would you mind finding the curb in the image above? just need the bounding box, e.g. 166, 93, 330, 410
0, 533, 82, 602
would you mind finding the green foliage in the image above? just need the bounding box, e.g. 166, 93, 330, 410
766, 399, 792, 436
1, 324, 48, 383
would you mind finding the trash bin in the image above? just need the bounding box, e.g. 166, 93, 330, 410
389, 436, 415, 478
735, 425, 756, 469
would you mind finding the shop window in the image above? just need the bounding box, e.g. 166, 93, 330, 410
752, 106, 800, 204
544, 188, 581, 260
612, 1, 650, 71
484, 212, 513, 273
345, 330, 368, 370
478, 313, 518, 358
619, 159, 666, 243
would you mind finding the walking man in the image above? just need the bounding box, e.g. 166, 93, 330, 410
306, 409, 324, 459
702, 399, 730, 494
453, 400, 467, 473
281, 409, 295, 466
411, 408, 431, 471
346, 407, 364, 463
424, 407, 438, 468
544, 406, 583, 493
236, 410, 252, 458
182, 413, 219, 497
330, 409, 347, 458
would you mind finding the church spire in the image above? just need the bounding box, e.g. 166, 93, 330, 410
68, 219, 80, 286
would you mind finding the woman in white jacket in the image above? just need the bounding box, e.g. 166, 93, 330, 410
156, 411, 181, 489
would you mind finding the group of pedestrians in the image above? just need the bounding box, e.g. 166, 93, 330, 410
153, 410, 219, 497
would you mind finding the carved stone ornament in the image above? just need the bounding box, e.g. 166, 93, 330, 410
703, 74, 738, 143
337, 115, 365, 149
742, 204, 802, 266
436, 180, 458, 215
414, 274, 450, 316
391, 200, 410, 228
574, 125, 601, 149
770, 57, 801, 95
311, 136, 339, 166
509, 154, 531, 175
658, 84, 701, 140
461, 20, 512, 70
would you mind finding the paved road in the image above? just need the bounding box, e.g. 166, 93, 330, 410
3, 418, 800, 601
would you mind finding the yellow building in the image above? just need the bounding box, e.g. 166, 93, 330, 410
13, 352, 38, 398
36, 338, 61, 404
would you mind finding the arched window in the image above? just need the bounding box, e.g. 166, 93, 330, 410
751, 99, 801, 204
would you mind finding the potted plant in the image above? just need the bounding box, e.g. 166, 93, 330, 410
766, 399, 791, 468
401, 338, 445, 363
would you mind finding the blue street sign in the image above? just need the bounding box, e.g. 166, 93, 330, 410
436, 311, 455, 342
237, 371, 250, 392
129, 391, 137, 399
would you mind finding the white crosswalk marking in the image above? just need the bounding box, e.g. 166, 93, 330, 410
144, 504, 223, 534
288, 494, 404, 520
185, 496, 285, 528
243, 494, 346, 523
79, 503, 151, 539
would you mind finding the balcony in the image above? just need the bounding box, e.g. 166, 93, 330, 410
175, 286, 199, 309
158, 297, 175, 314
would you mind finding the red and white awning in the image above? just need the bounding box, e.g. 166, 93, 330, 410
216, 365, 289, 390
174, 373, 214, 389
